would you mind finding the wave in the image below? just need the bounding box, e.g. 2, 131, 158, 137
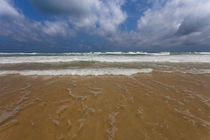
0, 54, 210, 64
1, 52, 210, 57
0, 68, 153, 76
0, 68, 210, 76
162, 69, 210, 74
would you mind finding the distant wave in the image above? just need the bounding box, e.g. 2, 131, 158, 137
0, 52, 210, 57
0, 53, 210, 64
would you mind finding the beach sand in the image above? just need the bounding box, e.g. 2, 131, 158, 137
0, 72, 210, 140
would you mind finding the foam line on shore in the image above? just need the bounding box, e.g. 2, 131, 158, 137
0, 68, 153, 76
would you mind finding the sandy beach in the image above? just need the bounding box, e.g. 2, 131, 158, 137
1, 0, 210, 139
0, 72, 209, 140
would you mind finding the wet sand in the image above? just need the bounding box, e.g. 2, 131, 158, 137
0, 72, 210, 140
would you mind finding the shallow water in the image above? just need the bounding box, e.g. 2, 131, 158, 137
0, 72, 209, 140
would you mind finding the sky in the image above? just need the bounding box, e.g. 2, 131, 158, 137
0, 0, 210, 52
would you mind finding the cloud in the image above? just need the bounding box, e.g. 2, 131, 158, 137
1, 0, 210, 51
114, 0, 210, 50
137, 0, 210, 34
175, 16, 210, 36
30, 0, 127, 34
0, 0, 40, 42
0, 0, 75, 43
30, 0, 97, 16
42, 21, 74, 36
0, 0, 20, 16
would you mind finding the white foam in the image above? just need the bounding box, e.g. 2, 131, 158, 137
0, 54, 210, 64
198, 52, 210, 55
0, 68, 153, 76
162, 69, 210, 74
187, 69, 210, 74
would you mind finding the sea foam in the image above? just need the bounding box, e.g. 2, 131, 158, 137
0, 68, 153, 76
0, 53, 210, 64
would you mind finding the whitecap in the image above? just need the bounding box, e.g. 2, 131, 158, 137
0, 68, 153, 76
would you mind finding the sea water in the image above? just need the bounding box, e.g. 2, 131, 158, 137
0, 52, 210, 75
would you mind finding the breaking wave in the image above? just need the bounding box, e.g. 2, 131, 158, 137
0, 52, 210, 64
0, 68, 153, 76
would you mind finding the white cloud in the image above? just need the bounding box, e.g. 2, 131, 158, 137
0, 0, 75, 42
97, 0, 127, 33
137, 0, 210, 36
0, 0, 38, 42
0, 0, 127, 43
133, 0, 210, 48
30, 0, 127, 34
1, 0, 210, 51
0, 0, 21, 16
103, 0, 210, 51
42, 21, 70, 36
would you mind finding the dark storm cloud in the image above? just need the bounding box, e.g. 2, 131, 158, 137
29, 0, 90, 16
176, 16, 210, 36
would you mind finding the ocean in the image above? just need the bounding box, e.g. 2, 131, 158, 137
0, 52, 210, 75
1, 52, 210, 140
